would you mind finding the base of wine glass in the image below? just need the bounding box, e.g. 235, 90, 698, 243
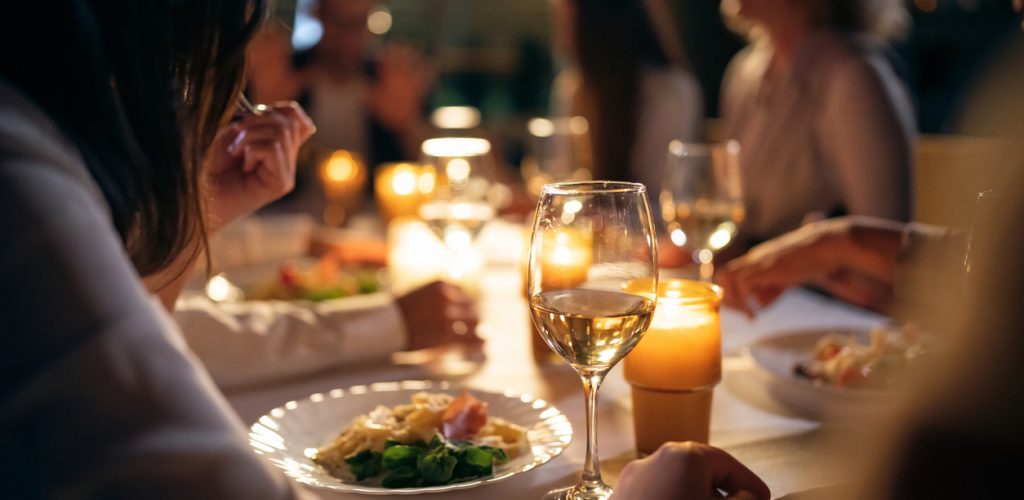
542, 482, 613, 500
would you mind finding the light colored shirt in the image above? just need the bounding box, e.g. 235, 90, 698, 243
174, 215, 407, 389
0, 80, 313, 499
721, 31, 914, 244
176, 290, 406, 389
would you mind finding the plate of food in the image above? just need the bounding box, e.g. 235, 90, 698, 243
203, 254, 385, 303
743, 325, 928, 417
248, 380, 573, 494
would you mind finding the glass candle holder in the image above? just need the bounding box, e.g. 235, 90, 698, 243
623, 279, 722, 455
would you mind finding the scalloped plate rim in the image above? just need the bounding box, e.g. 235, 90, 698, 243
248, 380, 573, 495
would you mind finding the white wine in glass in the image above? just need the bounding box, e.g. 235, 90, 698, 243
418, 137, 496, 251
528, 181, 658, 500
660, 140, 744, 281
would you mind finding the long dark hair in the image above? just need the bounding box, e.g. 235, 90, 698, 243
572, 0, 673, 181
0, 0, 264, 276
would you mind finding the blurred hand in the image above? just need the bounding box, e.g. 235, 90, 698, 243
612, 442, 770, 500
396, 281, 482, 351
717, 217, 904, 317
204, 101, 315, 232
368, 45, 433, 134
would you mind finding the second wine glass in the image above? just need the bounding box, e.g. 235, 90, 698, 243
660, 140, 744, 281
418, 137, 496, 251
528, 181, 658, 500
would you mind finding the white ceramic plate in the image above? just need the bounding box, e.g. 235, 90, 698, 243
249, 380, 573, 495
196, 257, 387, 303
744, 328, 889, 418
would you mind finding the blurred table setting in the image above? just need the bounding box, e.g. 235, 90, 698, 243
197, 211, 889, 499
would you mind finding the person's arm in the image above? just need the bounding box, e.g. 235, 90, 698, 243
819, 52, 915, 221
0, 133, 308, 498
175, 280, 481, 389
175, 292, 407, 388
717, 217, 906, 315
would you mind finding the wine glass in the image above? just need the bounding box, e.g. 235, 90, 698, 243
521, 116, 593, 197
418, 137, 496, 252
964, 189, 996, 281
660, 140, 744, 281
528, 181, 659, 500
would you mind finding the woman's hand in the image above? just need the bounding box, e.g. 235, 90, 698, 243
717, 217, 904, 316
395, 281, 482, 351
204, 101, 315, 232
613, 442, 770, 500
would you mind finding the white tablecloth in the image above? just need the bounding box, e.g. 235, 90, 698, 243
225, 224, 887, 499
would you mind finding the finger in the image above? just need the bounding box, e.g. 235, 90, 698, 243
236, 114, 298, 154
243, 141, 288, 182
705, 447, 771, 500
716, 270, 749, 316
229, 125, 294, 158
255, 143, 291, 191
269, 101, 316, 138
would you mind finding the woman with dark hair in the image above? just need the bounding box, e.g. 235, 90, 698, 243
0, 1, 318, 497
719, 0, 915, 251
551, 0, 703, 191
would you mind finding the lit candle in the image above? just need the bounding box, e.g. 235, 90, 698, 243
537, 228, 592, 291
375, 163, 436, 222
623, 279, 722, 454
319, 150, 367, 226
526, 227, 593, 364
320, 150, 365, 198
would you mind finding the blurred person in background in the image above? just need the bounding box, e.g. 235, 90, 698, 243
719, 0, 914, 252
614, 168, 1024, 500
551, 0, 703, 192
256, 0, 433, 169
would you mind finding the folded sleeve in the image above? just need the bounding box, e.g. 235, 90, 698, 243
174, 293, 407, 388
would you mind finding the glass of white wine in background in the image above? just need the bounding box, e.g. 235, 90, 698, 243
660, 140, 744, 281
418, 137, 497, 253
528, 182, 659, 500
521, 116, 593, 198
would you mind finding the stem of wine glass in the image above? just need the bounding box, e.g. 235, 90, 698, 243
578, 371, 610, 496
693, 248, 714, 283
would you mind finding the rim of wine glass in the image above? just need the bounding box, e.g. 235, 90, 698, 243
541, 180, 646, 195
668, 139, 740, 157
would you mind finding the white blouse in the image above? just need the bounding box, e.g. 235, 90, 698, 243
721, 31, 915, 244
0, 80, 313, 499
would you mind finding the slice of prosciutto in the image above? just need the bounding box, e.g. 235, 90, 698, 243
440, 390, 488, 439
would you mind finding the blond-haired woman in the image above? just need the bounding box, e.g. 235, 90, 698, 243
719, 0, 915, 250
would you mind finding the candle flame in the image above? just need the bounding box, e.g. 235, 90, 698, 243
392, 170, 417, 196
323, 150, 360, 183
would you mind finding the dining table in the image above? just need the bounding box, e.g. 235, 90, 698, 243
223, 220, 889, 499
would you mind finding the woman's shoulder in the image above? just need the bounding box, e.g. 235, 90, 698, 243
0, 79, 106, 208
721, 41, 770, 92
800, 31, 902, 85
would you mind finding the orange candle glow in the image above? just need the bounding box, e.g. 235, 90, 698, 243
537, 228, 592, 291
374, 162, 436, 221
320, 150, 366, 198
623, 279, 722, 454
